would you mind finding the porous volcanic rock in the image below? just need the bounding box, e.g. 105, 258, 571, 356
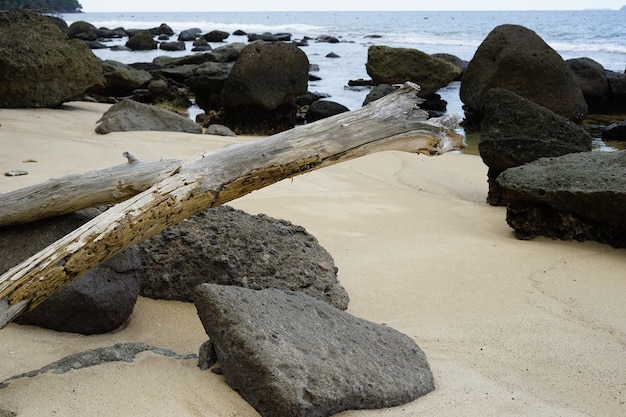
497, 150, 626, 248
460, 24, 588, 125
194, 284, 435, 417
0, 11, 104, 108
0, 208, 141, 334
365, 45, 461, 96
95, 99, 202, 134
479, 88, 592, 205
138, 205, 349, 310
221, 41, 309, 109
566, 57, 610, 114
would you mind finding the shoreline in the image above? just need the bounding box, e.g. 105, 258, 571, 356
1, 102, 625, 416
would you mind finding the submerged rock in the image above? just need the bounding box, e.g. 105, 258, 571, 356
194, 284, 435, 417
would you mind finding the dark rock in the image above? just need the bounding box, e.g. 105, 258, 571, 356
1, 342, 195, 389
606, 72, 626, 113
221, 41, 309, 109
95, 99, 202, 134
294, 91, 329, 107
0, 11, 105, 108
325, 52, 340, 58
153, 23, 174, 36
431, 53, 467, 80
479, 88, 592, 205
305, 100, 349, 123
248, 32, 292, 42
209, 103, 299, 135
460, 24, 588, 125
315, 34, 340, 43
178, 28, 202, 41
96, 59, 153, 96
184, 61, 235, 110
138, 205, 349, 310
363, 84, 394, 106
194, 284, 434, 417
157, 34, 170, 41
68, 20, 98, 40
366, 45, 461, 96
566, 57, 610, 114
0, 208, 141, 335
233, 29, 247, 36
43, 15, 69, 35
126, 30, 157, 50
205, 124, 237, 136
602, 122, 626, 141
159, 40, 186, 51
203, 29, 230, 42
95, 26, 126, 39
83, 40, 109, 49
497, 150, 626, 248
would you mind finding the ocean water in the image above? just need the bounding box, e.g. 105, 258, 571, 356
63, 10, 626, 130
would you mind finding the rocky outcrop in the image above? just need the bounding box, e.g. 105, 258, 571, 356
203, 30, 229, 42
194, 284, 435, 417
0, 11, 104, 108
0, 208, 141, 334
215, 41, 309, 134
305, 100, 349, 123
479, 88, 592, 205
497, 150, 626, 248
366, 45, 461, 96
138, 205, 349, 310
95, 99, 202, 134
566, 57, 610, 114
460, 24, 588, 125
221, 41, 309, 109
95, 59, 153, 96
126, 30, 157, 50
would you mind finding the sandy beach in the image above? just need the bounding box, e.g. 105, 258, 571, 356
0, 102, 624, 417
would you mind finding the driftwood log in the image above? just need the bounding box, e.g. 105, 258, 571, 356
0, 83, 464, 328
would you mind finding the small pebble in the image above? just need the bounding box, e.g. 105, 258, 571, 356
4, 170, 28, 177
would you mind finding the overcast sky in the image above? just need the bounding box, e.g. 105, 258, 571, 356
79, 0, 625, 12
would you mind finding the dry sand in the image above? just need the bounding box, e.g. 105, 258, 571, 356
0, 102, 624, 417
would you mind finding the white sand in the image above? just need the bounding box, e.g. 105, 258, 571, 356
1, 102, 624, 416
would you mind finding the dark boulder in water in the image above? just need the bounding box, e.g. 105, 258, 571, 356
126, 30, 157, 50
461, 24, 588, 125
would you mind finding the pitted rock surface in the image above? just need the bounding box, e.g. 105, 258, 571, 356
138, 205, 349, 310
194, 284, 434, 417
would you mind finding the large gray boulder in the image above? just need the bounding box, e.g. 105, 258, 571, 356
126, 30, 157, 50
194, 284, 435, 417
0, 11, 104, 108
366, 45, 461, 96
95, 99, 202, 134
0, 208, 141, 334
566, 57, 610, 114
460, 24, 588, 124
497, 150, 626, 248
138, 205, 349, 310
479, 88, 592, 205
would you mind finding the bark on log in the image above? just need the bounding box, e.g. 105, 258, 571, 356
0, 83, 464, 328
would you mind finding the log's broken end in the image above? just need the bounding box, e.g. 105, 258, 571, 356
0, 298, 28, 329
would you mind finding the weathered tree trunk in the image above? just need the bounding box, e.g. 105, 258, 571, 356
0, 83, 464, 328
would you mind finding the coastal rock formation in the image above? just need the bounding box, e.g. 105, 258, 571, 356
497, 150, 626, 248
566, 57, 610, 114
304, 100, 349, 123
95, 59, 153, 96
479, 88, 592, 205
601, 121, 626, 141
0, 11, 104, 108
95, 99, 202, 134
365, 45, 461, 96
0, 208, 141, 334
126, 30, 157, 50
138, 205, 349, 310
203, 29, 229, 42
460, 24, 588, 125
221, 41, 309, 109
216, 41, 309, 134
194, 284, 434, 417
